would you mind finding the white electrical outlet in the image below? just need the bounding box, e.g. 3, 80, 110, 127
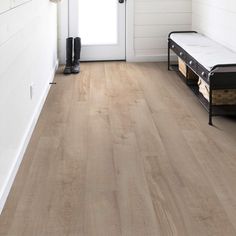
30, 83, 34, 100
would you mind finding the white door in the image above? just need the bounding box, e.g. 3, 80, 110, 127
69, 0, 126, 61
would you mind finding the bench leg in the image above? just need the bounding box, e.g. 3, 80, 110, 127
209, 113, 213, 126
168, 41, 171, 71
209, 83, 213, 126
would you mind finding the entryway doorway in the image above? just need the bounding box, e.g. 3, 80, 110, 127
69, 0, 126, 61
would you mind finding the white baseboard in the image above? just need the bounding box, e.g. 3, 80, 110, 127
0, 60, 59, 215
127, 54, 177, 62
60, 53, 176, 64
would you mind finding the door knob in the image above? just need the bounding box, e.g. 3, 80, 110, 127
119, 0, 125, 3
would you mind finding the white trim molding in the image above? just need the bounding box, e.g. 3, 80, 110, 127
125, 0, 135, 61
128, 54, 177, 63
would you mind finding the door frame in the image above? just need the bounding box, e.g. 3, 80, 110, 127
58, 0, 134, 64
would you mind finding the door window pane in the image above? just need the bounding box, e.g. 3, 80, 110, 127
78, 0, 118, 45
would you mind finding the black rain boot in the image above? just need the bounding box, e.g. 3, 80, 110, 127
72, 37, 81, 74
63, 37, 73, 75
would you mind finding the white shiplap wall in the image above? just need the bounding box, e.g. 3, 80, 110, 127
0, 0, 31, 14
192, 0, 236, 52
134, 0, 192, 61
0, 0, 58, 213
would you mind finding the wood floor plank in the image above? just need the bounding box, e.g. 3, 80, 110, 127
106, 62, 161, 236
1, 62, 236, 236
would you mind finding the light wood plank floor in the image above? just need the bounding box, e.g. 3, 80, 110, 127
1, 62, 236, 236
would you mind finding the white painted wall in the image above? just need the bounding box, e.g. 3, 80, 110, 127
0, 0, 58, 213
192, 0, 236, 52
58, 0, 192, 63
132, 0, 192, 61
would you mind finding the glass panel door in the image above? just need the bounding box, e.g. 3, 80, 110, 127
70, 0, 126, 61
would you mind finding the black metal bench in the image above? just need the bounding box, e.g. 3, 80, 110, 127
168, 31, 236, 125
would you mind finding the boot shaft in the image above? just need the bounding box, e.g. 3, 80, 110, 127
66, 37, 73, 64
74, 37, 81, 61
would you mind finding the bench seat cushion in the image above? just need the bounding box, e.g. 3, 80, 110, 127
170, 33, 236, 71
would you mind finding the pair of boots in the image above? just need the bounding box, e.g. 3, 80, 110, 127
64, 37, 81, 75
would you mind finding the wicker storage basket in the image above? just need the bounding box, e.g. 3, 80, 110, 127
198, 78, 236, 105
178, 57, 187, 76
178, 58, 198, 81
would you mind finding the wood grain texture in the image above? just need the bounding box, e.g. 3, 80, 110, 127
1, 62, 236, 236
